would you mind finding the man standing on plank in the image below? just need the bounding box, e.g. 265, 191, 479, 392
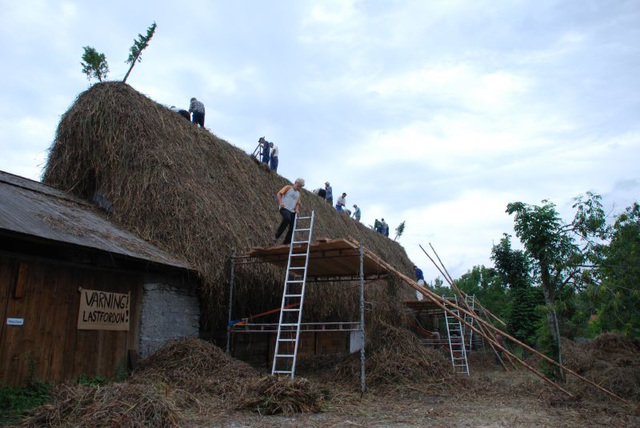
273, 178, 305, 245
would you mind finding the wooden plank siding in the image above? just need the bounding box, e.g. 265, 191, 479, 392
0, 255, 143, 386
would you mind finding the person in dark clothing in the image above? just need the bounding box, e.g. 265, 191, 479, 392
259, 137, 270, 164
325, 182, 333, 205
414, 265, 425, 283
189, 97, 205, 127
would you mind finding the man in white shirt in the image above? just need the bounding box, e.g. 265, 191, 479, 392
269, 142, 279, 172
273, 178, 305, 245
336, 193, 347, 211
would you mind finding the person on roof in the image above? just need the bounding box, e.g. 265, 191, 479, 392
336, 193, 347, 211
189, 97, 205, 127
273, 178, 305, 245
352, 204, 361, 222
380, 218, 389, 237
269, 142, 279, 172
414, 265, 425, 300
259, 137, 270, 164
171, 105, 190, 121
374, 218, 381, 233
324, 182, 333, 205
414, 265, 425, 284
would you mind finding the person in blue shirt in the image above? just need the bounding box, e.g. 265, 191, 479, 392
414, 265, 425, 284
324, 182, 333, 205
259, 137, 270, 164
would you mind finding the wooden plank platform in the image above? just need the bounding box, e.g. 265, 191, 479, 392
244, 238, 390, 280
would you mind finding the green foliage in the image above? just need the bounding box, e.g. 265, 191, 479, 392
81, 46, 109, 82
491, 234, 530, 289
505, 193, 607, 378
591, 203, 640, 339
393, 221, 406, 241
455, 265, 510, 321
430, 277, 452, 297
0, 382, 50, 424
534, 315, 560, 379
508, 286, 543, 345
77, 374, 108, 386
123, 22, 157, 83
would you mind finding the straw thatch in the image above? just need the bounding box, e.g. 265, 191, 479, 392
43, 82, 415, 332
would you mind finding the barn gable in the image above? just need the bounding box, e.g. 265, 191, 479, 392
0, 170, 200, 386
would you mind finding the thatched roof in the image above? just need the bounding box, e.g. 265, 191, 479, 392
43, 82, 415, 331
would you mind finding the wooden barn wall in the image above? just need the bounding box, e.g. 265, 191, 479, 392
0, 254, 143, 387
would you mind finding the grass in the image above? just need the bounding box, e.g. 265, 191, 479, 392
0, 381, 51, 425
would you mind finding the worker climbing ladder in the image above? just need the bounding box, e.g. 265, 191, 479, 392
444, 297, 470, 375
271, 211, 315, 378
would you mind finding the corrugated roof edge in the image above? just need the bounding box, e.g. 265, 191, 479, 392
0, 170, 194, 273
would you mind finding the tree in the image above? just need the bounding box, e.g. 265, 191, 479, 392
394, 221, 406, 241
122, 22, 157, 83
80, 46, 109, 82
490, 234, 541, 345
592, 203, 640, 339
455, 265, 509, 322
506, 193, 607, 380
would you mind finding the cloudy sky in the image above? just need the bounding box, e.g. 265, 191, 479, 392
1, 0, 638, 280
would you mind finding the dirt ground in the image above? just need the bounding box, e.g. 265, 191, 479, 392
184, 357, 640, 427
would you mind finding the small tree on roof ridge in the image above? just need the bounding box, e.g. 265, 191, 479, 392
122, 22, 157, 83
394, 221, 406, 241
81, 46, 109, 82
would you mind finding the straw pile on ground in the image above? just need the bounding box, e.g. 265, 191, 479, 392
562, 333, 640, 401
20, 383, 182, 427
130, 337, 259, 402
239, 376, 324, 415
43, 82, 415, 332
299, 322, 452, 391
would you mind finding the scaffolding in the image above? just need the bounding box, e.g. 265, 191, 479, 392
225, 238, 391, 394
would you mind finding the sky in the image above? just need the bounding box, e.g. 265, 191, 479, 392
1, 0, 638, 280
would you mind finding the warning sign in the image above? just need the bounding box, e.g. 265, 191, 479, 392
77, 288, 130, 331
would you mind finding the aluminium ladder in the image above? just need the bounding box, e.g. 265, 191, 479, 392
271, 211, 315, 378
444, 297, 470, 375
460, 294, 476, 354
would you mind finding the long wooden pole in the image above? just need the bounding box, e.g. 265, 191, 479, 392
416, 245, 628, 404
425, 243, 507, 328
350, 238, 627, 403
419, 244, 515, 368
408, 272, 572, 395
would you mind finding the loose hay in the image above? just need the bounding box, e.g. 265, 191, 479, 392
20, 383, 181, 428
334, 322, 452, 391
562, 334, 640, 401
130, 338, 259, 404
239, 376, 324, 415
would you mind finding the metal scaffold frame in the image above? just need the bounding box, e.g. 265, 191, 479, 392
226, 236, 373, 395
